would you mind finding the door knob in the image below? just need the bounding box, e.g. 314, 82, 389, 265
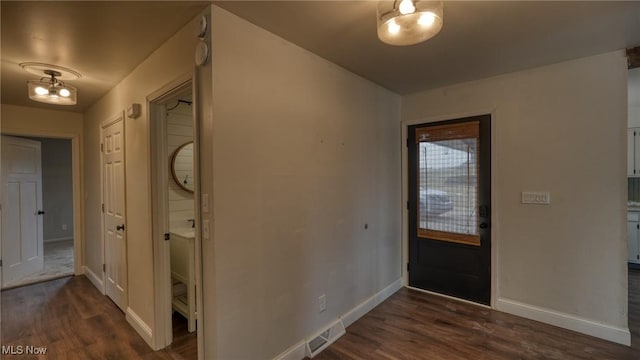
37, 210, 45, 215
116, 224, 125, 231
479, 222, 488, 229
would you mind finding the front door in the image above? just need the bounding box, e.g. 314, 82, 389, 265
1, 135, 44, 287
102, 115, 127, 311
408, 115, 491, 304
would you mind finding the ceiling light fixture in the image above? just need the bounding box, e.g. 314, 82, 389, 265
377, 0, 443, 46
27, 69, 78, 105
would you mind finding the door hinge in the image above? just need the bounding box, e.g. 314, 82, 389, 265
101, 203, 105, 212
164, 233, 170, 241
637, 224, 639, 230
101, 143, 104, 152
407, 263, 410, 272
406, 200, 410, 210
103, 264, 106, 272
0, 259, 2, 267
406, 138, 410, 148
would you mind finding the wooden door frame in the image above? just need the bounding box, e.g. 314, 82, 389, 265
401, 109, 499, 308
99, 112, 127, 298
0, 129, 84, 284
148, 73, 203, 355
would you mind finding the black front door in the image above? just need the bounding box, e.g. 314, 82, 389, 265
408, 115, 491, 305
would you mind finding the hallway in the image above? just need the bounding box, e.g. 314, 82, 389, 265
1, 276, 196, 359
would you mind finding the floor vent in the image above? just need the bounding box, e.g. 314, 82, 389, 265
305, 319, 346, 358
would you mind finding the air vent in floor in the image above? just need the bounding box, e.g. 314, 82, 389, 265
305, 319, 345, 358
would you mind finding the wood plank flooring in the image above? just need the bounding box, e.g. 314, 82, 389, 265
316, 269, 640, 360
2, 270, 640, 359
1, 275, 196, 359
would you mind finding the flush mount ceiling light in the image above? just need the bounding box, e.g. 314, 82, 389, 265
377, 0, 443, 46
20, 63, 81, 105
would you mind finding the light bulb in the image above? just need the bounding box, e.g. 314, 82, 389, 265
35, 86, 49, 95
418, 12, 436, 27
59, 88, 71, 97
398, 0, 416, 15
388, 19, 400, 34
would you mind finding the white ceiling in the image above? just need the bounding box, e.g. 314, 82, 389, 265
2, 1, 640, 113
1, 1, 208, 112
215, 1, 640, 95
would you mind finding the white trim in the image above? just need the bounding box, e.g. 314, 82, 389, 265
126, 307, 154, 349
271, 278, 402, 360
83, 265, 105, 294
341, 278, 403, 327
496, 298, 631, 346
0, 129, 84, 278
273, 342, 307, 360
148, 73, 195, 352
406, 286, 492, 309
44, 237, 73, 243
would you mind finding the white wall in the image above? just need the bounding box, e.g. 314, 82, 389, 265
402, 51, 629, 342
26, 137, 74, 242
83, 20, 199, 337
166, 102, 194, 232
205, 7, 402, 359
630, 67, 640, 127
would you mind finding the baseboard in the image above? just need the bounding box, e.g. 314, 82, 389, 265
273, 341, 307, 360
341, 278, 403, 327
496, 298, 631, 346
83, 266, 105, 295
126, 307, 154, 349
271, 278, 403, 360
44, 237, 73, 243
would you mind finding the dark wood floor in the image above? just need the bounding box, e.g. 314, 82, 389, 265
1, 275, 196, 359
2, 271, 640, 359
316, 269, 640, 360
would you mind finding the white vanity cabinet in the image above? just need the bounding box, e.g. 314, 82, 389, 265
628, 212, 640, 264
170, 230, 196, 332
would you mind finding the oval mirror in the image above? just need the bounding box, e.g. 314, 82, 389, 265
171, 141, 194, 193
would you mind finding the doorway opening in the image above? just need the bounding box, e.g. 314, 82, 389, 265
1, 135, 75, 289
627, 66, 640, 349
149, 77, 199, 359
407, 115, 491, 305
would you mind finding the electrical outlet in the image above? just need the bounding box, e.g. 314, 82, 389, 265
318, 294, 326, 313
62, 224, 67, 231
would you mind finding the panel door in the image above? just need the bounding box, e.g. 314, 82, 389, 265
1, 135, 44, 286
102, 116, 127, 311
408, 115, 491, 305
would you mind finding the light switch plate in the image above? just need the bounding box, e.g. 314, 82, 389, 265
522, 191, 551, 204
202, 219, 210, 240
202, 193, 209, 213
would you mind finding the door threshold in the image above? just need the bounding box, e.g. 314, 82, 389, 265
405, 285, 492, 310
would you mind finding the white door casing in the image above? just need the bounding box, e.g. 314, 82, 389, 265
1, 135, 44, 286
102, 115, 128, 311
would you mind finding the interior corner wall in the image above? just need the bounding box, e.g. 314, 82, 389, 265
208, 7, 402, 359
402, 51, 628, 333
82, 19, 199, 331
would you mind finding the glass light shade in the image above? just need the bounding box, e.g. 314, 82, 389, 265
377, 0, 443, 46
27, 80, 77, 105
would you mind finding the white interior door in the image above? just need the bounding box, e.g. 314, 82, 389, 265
102, 116, 127, 310
1, 135, 44, 287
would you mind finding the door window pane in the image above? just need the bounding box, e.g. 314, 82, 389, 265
416, 121, 480, 246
